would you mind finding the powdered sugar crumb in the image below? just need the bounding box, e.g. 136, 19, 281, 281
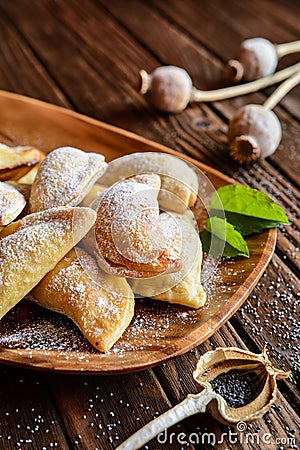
0, 308, 93, 352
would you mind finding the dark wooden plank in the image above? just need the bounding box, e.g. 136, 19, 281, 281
0, 11, 69, 107
96, 0, 300, 186
231, 254, 300, 415
0, 0, 240, 169
0, 366, 70, 449
235, 166, 300, 275
1, 0, 298, 185
151, 0, 300, 119
67, 0, 300, 261
199, 0, 300, 119
149, 0, 298, 58
3, 0, 299, 191
235, 253, 300, 390
258, 0, 300, 35
0, 0, 171, 144
1, 0, 299, 274
47, 370, 196, 450
0, 2, 299, 449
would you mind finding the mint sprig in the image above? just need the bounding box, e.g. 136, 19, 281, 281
210, 185, 289, 235
200, 185, 289, 258
200, 217, 249, 258
210, 210, 281, 236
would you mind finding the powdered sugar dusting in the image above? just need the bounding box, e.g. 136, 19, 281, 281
0, 258, 234, 361
95, 174, 181, 277
0, 181, 26, 225
98, 152, 199, 212
0, 207, 95, 318
31, 248, 134, 351
30, 147, 107, 212
0, 305, 94, 352
0, 218, 70, 290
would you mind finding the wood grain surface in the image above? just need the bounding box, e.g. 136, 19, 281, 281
0, 0, 299, 449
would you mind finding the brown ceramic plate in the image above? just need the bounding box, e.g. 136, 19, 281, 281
0, 91, 276, 374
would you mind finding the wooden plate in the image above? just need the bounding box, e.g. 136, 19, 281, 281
0, 90, 276, 374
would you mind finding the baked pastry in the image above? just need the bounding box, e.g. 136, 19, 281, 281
131, 211, 206, 308
98, 152, 199, 213
5, 182, 32, 219
80, 184, 106, 208
29, 146, 107, 212
0, 181, 26, 225
92, 173, 182, 278
0, 143, 44, 181
17, 162, 41, 184
31, 248, 135, 352
0, 206, 96, 319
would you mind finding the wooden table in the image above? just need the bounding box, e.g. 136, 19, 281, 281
0, 1, 299, 449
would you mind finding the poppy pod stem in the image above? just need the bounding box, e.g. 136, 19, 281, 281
115, 388, 215, 450
275, 40, 300, 58
192, 62, 300, 102
263, 70, 300, 110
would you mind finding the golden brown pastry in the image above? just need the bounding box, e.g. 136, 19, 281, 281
98, 152, 199, 213
17, 162, 41, 184
79, 184, 106, 208
0, 181, 26, 225
5, 182, 32, 219
31, 248, 134, 352
29, 146, 107, 212
0, 143, 44, 181
91, 173, 182, 278
131, 211, 206, 308
6, 181, 31, 201
0, 206, 96, 319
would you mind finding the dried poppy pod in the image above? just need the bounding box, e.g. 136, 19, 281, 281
138, 66, 193, 113
137, 62, 300, 113
228, 104, 282, 164
116, 347, 290, 450
193, 347, 289, 424
227, 37, 300, 82
229, 70, 300, 164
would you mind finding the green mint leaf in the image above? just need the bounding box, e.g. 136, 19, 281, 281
200, 217, 249, 258
207, 217, 250, 256
200, 230, 247, 258
210, 210, 281, 236
210, 185, 289, 223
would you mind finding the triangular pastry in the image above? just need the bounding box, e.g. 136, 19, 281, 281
0, 206, 96, 319
29, 146, 107, 212
92, 173, 182, 278
98, 152, 199, 213
0, 181, 26, 225
30, 248, 135, 352
131, 211, 206, 308
0, 143, 44, 181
